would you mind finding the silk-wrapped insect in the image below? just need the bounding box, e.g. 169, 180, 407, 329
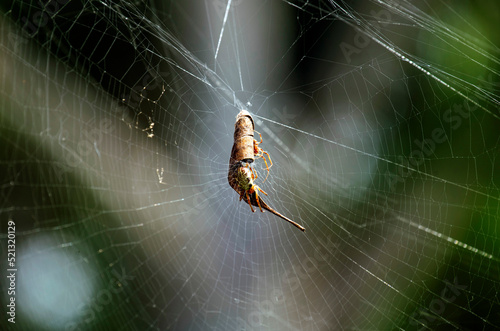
228, 110, 305, 232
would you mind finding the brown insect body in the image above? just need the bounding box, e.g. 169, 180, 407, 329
229, 110, 255, 166
228, 110, 256, 195
228, 110, 305, 232
242, 180, 306, 232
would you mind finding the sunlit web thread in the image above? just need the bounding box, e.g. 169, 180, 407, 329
252, 117, 311, 175
214, 0, 232, 61
254, 114, 500, 203
252, 117, 499, 264
328, 0, 500, 120
83, 2, 500, 260
314, 212, 496, 329
247, 121, 500, 271
254, 115, 500, 270
254, 96, 499, 281
102, 1, 241, 100
397, 215, 499, 262
104, 2, 500, 217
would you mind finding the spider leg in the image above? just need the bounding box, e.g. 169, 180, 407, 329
256, 186, 268, 196
251, 166, 258, 181
253, 187, 264, 212
259, 150, 272, 182
245, 163, 258, 181
254, 131, 263, 145
245, 191, 255, 212
261, 150, 273, 170
252, 132, 273, 183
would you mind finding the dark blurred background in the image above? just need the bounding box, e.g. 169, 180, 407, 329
1, 1, 499, 330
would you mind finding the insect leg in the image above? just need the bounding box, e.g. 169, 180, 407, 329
245, 191, 255, 212
254, 189, 264, 212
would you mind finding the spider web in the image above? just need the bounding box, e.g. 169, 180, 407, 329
1, 0, 499, 330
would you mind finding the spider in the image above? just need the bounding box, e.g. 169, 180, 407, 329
252, 131, 273, 182
227, 109, 305, 231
